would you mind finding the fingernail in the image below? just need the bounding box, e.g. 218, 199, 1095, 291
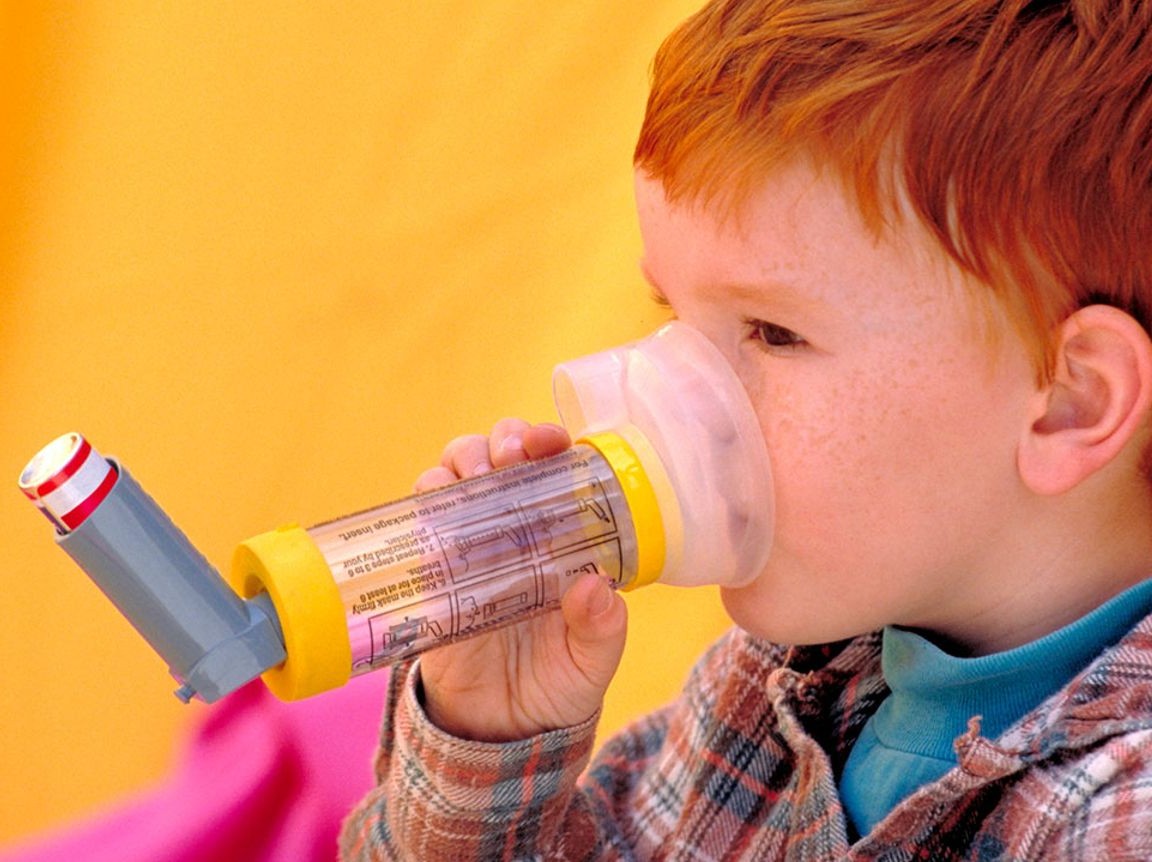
472, 462, 491, 476
499, 435, 524, 458
588, 577, 613, 616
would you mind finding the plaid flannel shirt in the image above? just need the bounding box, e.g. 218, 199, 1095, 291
341, 613, 1152, 861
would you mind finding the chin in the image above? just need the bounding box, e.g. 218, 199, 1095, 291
718, 584, 786, 643
719, 584, 866, 647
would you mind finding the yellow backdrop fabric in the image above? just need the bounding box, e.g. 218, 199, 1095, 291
0, 0, 730, 848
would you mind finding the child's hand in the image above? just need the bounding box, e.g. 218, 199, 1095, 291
412, 420, 629, 742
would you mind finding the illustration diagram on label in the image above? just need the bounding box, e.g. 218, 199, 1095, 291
442, 517, 531, 574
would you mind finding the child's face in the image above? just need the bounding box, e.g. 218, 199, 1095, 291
635, 162, 1040, 651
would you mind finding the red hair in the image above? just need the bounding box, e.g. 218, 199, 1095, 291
635, 0, 1152, 374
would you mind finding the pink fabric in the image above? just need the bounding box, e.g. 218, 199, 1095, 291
2, 673, 386, 861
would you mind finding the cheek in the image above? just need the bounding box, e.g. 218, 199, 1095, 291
753, 356, 1011, 533
756, 372, 898, 493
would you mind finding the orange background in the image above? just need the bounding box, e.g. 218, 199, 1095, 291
0, 0, 730, 849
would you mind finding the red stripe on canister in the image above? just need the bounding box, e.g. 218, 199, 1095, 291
59, 463, 118, 530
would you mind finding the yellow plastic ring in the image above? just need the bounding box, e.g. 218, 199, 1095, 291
579, 431, 666, 590
229, 524, 351, 700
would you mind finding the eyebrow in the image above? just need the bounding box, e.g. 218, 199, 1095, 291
642, 261, 817, 312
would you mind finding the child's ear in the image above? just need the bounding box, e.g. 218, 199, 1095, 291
1019, 305, 1152, 495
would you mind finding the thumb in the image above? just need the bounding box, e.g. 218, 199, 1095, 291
560, 572, 628, 691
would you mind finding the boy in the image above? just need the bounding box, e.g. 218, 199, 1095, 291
342, 0, 1152, 858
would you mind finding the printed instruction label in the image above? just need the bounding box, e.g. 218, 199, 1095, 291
307, 445, 637, 672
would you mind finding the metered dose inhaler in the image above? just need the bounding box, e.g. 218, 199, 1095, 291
19, 322, 773, 703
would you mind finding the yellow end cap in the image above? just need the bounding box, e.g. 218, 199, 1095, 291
579, 431, 666, 591
230, 524, 351, 700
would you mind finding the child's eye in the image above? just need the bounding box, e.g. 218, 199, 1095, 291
746, 318, 806, 350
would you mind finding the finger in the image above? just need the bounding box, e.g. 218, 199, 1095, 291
441, 434, 493, 478
560, 571, 628, 691
522, 423, 571, 460
489, 417, 533, 468
414, 465, 460, 493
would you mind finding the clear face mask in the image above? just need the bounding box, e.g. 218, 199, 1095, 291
552, 320, 774, 589
20, 322, 774, 702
